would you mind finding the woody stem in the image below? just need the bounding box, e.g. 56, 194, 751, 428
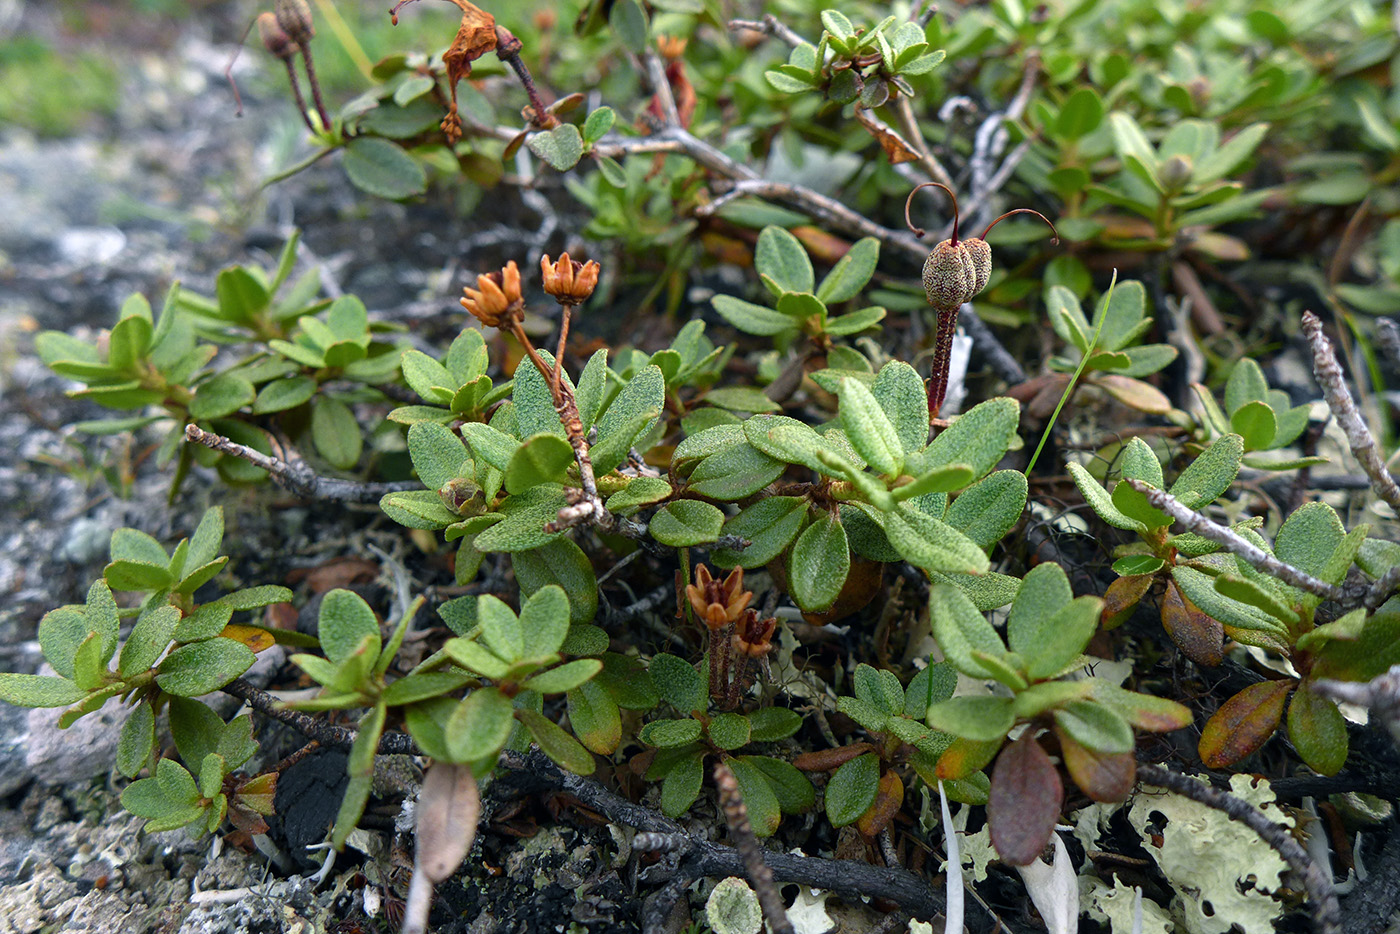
495, 26, 550, 127
511, 321, 599, 504
927, 306, 959, 421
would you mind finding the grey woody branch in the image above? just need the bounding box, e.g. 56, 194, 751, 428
1301, 311, 1400, 515
1123, 479, 1346, 602
183, 424, 417, 503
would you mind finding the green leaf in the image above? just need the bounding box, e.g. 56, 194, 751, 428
116, 703, 156, 778
459, 422, 520, 473
686, 444, 785, 500
747, 707, 803, 742
711, 295, 799, 336
929, 583, 1008, 680
708, 712, 752, 751
0, 673, 85, 708
513, 540, 597, 628
789, 514, 849, 612
1214, 574, 1299, 625
1171, 566, 1288, 636
609, 0, 649, 53
640, 717, 705, 748
311, 396, 362, 469
1288, 685, 1348, 776
872, 361, 929, 456
755, 226, 814, 296
712, 497, 808, 569
883, 505, 991, 575
527, 124, 585, 171
838, 377, 904, 475
472, 485, 569, 553
737, 754, 814, 815
1067, 462, 1146, 533
817, 237, 880, 303
650, 500, 725, 547
1195, 123, 1269, 183
173, 603, 234, 643
825, 752, 880, 827
382, 670, 472, 706
379, 490, 459, 530
155, 638, 255, 696
342, 137, 427, 199
567, 679, 622, 755
853, 664, 905, 715
725, 755, 783, 837
582, 106, 615, 145
104, 560, 175, 592
917, 397, 1019, 480
1052, 700, 1133, 754
446, 687, 515, 763
595, 653, 659, 710
1275, 502, 1344, 581
319, 589, 382, 664
516, 707, 595, 774
593, 365, 664, 474
408, 422, 471, 492
1230, 401, 1277, 451
603, 478, 670, 520
649, 653, 706, 715
703, 387, 782, 414
659, 749, 705, 817
1056, 87, 1105, 140
1169, 433, 1243, 509
522, 658, 602, 694
505, 433, 575, 494
824, 306, 887, 335
944, 470, 1028, 550
119, 605, 181, 677
925, 696, 1015, 742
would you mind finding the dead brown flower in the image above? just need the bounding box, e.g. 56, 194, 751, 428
540, 253, 601, 306
686, 565, 752, 631
460, 261, 524, 329
732, 610, 777, 658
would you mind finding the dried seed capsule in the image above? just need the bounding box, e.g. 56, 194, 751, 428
921, 239, 978, 310
275, 0, 315, 46
962, 237, 993, 297
257, 12, 295, 60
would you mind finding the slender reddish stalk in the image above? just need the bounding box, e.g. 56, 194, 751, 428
904, 181, 959, 242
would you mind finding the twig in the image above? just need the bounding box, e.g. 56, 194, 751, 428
1137, 764, 1340, 934
183, 425, 417, 503
715, 762, 794, 934
1312, 664, 1400, 748
1124, 479, 1346, 602
893, 94, 956, 190
494, 26, 551, 127
643, 50, 681, 127
1376, 318, 1400, 370
727, 15, 806, 47
1301, 311, 1400, 515
221, 678, 419, 754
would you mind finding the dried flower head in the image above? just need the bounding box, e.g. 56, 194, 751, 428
257, 12, 296, 60
686, 565, 753, 630
732, 609, 777, 658
460, 261, 524, 329
540, 253, 600, 306
274, 0, 315, 46
656, 35, 688, 60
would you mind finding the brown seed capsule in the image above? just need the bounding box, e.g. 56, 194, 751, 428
460, 261, 524, 329
275, 0, 315, 46
921, 239, 978, 310
540, 252, 600, 306
257, 12, 295, 60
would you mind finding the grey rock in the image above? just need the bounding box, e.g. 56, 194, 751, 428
0, 702, 30, 797
24, 700, 131, 786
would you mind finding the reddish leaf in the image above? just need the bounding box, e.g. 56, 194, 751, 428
854, 109, 920, 165
856, 769, 904, 839
1057, 727, 1135, 802
987, 734, 1063, 866
1198, 679, 1291, 769
792, 742, 876, 772
935, 736, 1004, 780
1162, 579, 1224, 667
1102, 574, 1154, 630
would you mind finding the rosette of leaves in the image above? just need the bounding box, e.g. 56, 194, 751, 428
118, 708, 267, 836
638, 653, 813, 836
388, 326, 513, 427
1041, 280, 1179, 415
0, 509, 292, 806
1093, 113, 1271, 245
380, 349, 663, 585
1169, 502, 1371, 775
923, 562, 1192, 864
1070, 433, 1244, 662
764, 12, 945, 109
710, 226, 887, 347
404, 586, 601, 779
688, 363, 1024, 614
1191, 358, 1321, 470
803, 661, 987, 840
